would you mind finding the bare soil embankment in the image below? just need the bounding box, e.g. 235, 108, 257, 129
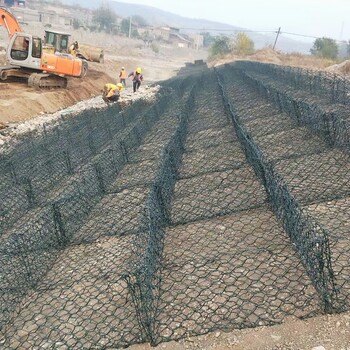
0, 57, 115, 125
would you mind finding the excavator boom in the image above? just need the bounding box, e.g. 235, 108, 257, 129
0, 7, 22, 37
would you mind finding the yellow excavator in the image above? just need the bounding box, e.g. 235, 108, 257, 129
0, 6, 88, 88
43, 29, 104, 63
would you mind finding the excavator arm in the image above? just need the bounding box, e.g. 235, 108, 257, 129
0, 7, 22, 37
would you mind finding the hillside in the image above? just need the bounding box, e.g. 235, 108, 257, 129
59, 0, 312, 53
110, 2, 312, 53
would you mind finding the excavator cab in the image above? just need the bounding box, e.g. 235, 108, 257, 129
43, 30, 70, 54
43, 29, 104, 63
7, 32, 42, 69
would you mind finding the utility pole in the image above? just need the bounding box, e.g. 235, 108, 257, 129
273, 27, 281, 50
339, 20, 345, 41
128, 16, 132, 38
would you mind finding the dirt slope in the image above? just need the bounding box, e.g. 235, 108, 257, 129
0, 66, 112, 125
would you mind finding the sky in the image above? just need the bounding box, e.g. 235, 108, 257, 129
115, 0, 350, 42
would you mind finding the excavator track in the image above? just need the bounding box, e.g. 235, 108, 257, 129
28, 73, 68, 88
0, 67, 68, 88
0, 66, 28, 81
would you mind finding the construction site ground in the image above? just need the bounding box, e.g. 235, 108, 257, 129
1, 45, 350, 349
129, 311, 350, 350
0, 43, 203, 126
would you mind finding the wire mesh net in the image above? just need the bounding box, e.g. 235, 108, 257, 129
1, 63, 350, 348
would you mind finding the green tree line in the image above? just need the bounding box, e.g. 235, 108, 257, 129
209, 33, 255, 59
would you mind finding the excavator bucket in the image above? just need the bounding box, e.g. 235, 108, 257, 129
42, 30, 104, 63
77, 44, 104, 63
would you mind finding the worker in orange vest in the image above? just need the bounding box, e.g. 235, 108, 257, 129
119, 67, 127, 88
102, 83, 123, 103
128, 67, 143, 93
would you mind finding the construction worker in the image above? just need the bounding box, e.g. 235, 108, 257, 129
69, 41, 79, 56
119, 67, 127, 88
102, 83, 123, 103
23, 38, 29, 51
128, 67, 143, 93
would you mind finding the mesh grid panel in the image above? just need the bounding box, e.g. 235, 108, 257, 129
1, 66, 350, 348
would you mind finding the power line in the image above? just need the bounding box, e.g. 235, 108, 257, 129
281, 31, 348, 43
281, 31, 319, 39
175, 26, 348, 43
176, 27, 276, 34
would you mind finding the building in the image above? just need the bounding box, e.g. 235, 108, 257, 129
0, 0, 26, 6
152, 26, 180, 41
10, 7, 40, 22
10, 6, 74, 26
188, 33, 204, 50
169, 32, 192, 48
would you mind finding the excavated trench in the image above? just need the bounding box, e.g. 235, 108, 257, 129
0, 63, 349, 348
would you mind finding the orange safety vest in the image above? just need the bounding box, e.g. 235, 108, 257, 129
119, 70, 127, 79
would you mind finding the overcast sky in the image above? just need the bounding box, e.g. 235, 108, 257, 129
115, 0, 350, 42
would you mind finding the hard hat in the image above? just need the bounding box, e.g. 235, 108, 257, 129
136, 67, 141, 73
121, 67, 125, 70
117, 83, 123, 89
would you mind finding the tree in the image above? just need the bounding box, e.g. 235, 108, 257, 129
310, 37, 338, 60
141, 31, 153, 45
131, 29, 140, 39
209, 36, 232, 58
72, 18, 81, 30
337, 40, 349, 59
347, 40, 350, 57
232, 32, 255, 55
132, 15, 148, 27
200, 32, 215, 48
120, 18, 130, 36
151, 42, 159, 54
92, 4, 117, 33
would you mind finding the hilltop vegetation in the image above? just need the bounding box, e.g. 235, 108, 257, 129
209, 47, 340, 71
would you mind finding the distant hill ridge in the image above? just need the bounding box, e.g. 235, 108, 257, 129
59, 0, 312, 53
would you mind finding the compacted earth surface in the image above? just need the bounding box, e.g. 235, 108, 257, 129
127, 311, 350, 350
